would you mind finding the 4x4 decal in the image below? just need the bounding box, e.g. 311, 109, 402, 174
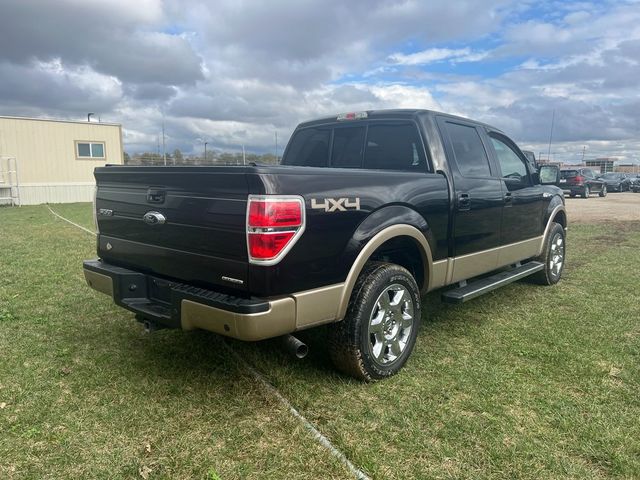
311, 197, 361, 212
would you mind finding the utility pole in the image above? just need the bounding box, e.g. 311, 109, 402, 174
581, 145, 586, 164
204, 142, 208, 162
87, 113, 94, 122
275, 131, 278, 160
162, 120, 166, 166
242, 145, 246, 165
547, 109, 555, 163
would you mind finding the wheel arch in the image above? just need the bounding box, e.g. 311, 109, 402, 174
336, 224, 434, 321
537, 201, 567, 256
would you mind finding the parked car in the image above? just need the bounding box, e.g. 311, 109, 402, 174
597, 172, 631, 192
629, 174, 640, 192
559, 168, 606, 198
84, 109, 566, 381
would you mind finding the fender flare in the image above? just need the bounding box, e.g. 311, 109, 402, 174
537, 201, 567, 256
336, 224, 434, 321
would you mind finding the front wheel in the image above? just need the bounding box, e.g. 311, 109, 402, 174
328, 262, 421, 381
581, 185, 590, 198
599, 185, 607, 197
530, 222, 565, 285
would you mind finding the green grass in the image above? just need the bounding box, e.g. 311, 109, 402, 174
1, 203, 639, 479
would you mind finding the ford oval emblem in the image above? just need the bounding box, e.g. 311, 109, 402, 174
143, 211, 166, 225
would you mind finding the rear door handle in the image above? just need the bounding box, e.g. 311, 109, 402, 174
147, 189, 165, 204
458, 193, 471, 211
504, 192, 513, 205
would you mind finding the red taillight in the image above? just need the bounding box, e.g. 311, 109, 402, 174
247, 196, 305, 264
574, 175, 585, 183
248, 200, 302, 227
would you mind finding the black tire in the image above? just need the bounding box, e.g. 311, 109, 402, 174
599, 185, 607, 197
530, 222, 565, 285
328, 262, 421, 381
569, 193, 576, 198
581, 185, 590, 198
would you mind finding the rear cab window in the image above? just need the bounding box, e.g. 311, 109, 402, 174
282, 119, 429, 172
561, 170, 579, 179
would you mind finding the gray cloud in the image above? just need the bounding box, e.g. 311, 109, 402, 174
0, 0, 638, 163
0, 0, 203, 85
0, 60, 122, 115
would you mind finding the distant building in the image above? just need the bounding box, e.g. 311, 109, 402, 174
614, 164, 640, 174
0, 115, 123, 205
585, 158, 615, 174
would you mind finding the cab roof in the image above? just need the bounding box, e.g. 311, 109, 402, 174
296, 108, 502, 133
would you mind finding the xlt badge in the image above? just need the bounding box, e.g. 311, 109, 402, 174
311, 197, 360, 212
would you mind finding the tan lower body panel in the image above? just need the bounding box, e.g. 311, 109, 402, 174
181, 297, 296, 341
180, 283, 345, 341
84, 269, 114, 297
447, 235, 543, 285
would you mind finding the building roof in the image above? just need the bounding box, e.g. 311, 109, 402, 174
0, 115, 120, 127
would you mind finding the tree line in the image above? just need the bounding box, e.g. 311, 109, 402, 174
124, 150, 280, 166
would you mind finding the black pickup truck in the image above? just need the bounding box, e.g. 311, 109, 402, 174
84, 109, 566, 381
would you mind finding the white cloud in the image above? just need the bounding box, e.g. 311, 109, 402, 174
388, 48, 487, 65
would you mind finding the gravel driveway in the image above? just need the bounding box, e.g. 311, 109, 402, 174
564, 191, 640, 223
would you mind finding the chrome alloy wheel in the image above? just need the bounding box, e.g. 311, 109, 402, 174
549, 233, 564, 278
367, 284, 414, 365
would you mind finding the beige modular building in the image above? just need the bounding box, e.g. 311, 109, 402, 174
0, 115, 123, 205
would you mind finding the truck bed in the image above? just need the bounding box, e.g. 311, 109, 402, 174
94, 164, 450, 297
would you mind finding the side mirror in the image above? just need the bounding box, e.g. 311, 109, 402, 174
539, 165, 560, 185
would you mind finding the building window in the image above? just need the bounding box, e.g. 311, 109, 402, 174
76, 141, 106, 159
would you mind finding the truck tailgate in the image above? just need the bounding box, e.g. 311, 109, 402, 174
94, 166, 250, 292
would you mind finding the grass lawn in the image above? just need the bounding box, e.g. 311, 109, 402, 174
1, 203, 639, 479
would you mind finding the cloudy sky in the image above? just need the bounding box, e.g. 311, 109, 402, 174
1, 0, 639, 163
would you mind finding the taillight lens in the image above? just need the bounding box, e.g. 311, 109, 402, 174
574, 175, 585, 183
248, 200, 302, 227
247, 196, 305, 264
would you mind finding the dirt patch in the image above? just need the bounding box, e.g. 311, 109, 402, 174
565, 192, 640, 224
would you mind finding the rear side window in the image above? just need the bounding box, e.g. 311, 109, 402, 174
445, 122, 491, 177
364, 123, 426, 171
281, 127, 330, 167
331, 126, 365, 168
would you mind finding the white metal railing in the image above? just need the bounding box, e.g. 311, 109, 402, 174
0, 156, 20, 206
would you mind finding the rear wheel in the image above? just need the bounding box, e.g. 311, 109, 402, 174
569, 193, 576, 198
581, 185, 590, 198
530, 222, 565, 285
599, 185, 607, 197
328, 262, 421, 381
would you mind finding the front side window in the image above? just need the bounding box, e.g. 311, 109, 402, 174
490, 136, 529, 188
76, 141, 106, 159
445, 122, 492, 177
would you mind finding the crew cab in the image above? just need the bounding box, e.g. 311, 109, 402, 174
84, 109, 566, 381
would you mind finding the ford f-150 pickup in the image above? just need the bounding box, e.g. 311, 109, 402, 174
84, 109, 566, 381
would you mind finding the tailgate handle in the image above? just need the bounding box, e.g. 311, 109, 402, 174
147, 189, 165, 203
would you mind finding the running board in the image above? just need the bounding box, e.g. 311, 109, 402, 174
441, 261, 544, 304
